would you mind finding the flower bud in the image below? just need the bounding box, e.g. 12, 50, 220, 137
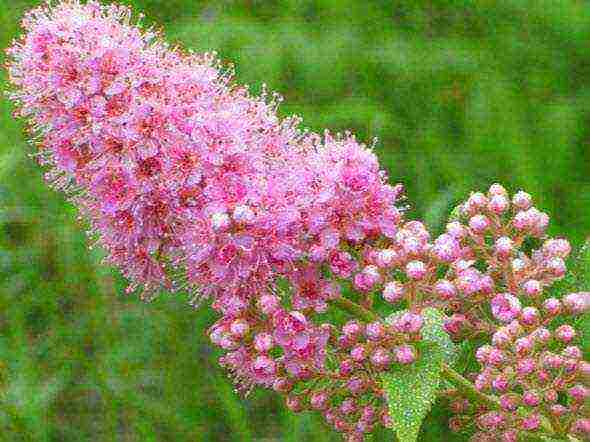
354, 265, 381, 291
563, 292, 589, 315
492, 375, 509, 393
546, 257, 566, 277
211, 211, 231, 231
500, 394, 519, 411
446, 221, 468, 239
494, 237, 513, 259
544, 389, 558, 403
531, 327, 551, 345
346, 377, 367, 395
489, 183, 508, 196
229, 318, 250, 338
555, 324, 576, 343
511, 258, 527, 273
351, 345, 367, 362
521, 414, 540, 431
572, 419, 590, 437
542, 353, 564, 370
476, 345, 493, 364
273, 377, 293, 393
339, 359, 354, 376
370, 347, 392, 368
340, 398, 356, 416
488, 348, 507, 367
232, 205, 255, 224
550, 404, 568, 417
563, 346, 582, 360
343, 320, 363, 338
432, 234, 461, 263
512, 191, 532, 210
522, 391, 541, 407
394, 345, 416, 364
381, 410, 394, 428
489, 194, 509, 214
257, 294, 280, 315
514, 337, 533, 356
253, 332, 274, 352
568, 385, 589, 403
492, 329, 513, 348
542, 298, 561, 316
382, 281, 404, 303
375, 248, 398, 268
522, 280, 542, 298
405, 260, 427, 280
310, 391, 329, 410
543, 238, 571, 258
285, 395, 303, 412
434, 279, 457, 300
520, 307, 539, 327
506, 320, 524, 337
361, 405, 376, 423
491, 293, 522, 323
478, 411, 505, 429
365, 322, 385, 341
469, 214, 490, 233
466, 192, 488, 213
502, 430, 518, 442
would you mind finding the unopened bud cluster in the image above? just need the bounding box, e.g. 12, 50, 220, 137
440, 185, 589, 440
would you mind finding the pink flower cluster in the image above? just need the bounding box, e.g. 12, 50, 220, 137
6, 2, 589, 441
5, 1, 406, 439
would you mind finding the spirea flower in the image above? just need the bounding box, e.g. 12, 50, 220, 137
6, 3, 589, 441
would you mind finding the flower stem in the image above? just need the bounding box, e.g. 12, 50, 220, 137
331, 296, 379, 322
440, 362, 500, 409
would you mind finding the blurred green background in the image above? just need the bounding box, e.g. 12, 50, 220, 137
1, 0, 589, 440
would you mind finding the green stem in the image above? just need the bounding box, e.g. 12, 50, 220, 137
331, 296, 379, 322
440, 362, 500, 409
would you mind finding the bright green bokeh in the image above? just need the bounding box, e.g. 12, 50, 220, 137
0, 1, 588, 440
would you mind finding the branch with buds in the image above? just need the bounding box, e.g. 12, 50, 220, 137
4, 2, 589, 441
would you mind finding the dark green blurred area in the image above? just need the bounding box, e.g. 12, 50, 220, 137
0, 0, 589, 440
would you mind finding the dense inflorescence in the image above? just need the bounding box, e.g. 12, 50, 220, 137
5, 2, 589, 441
5, 1, 407, 438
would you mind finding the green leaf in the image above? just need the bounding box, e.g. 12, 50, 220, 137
420, 308, 458, 367
448, 204, 463, 222
382, 308, 457, 442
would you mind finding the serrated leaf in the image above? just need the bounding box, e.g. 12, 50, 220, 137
420, 308, 458, 366
382, 308, 457, 442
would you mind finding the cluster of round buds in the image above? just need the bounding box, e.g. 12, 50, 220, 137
459, 310, 589, 439
441, 186, 589, 440
350, 219, 464, 312
210, 299, 428, 440
423, 184, 577, 340
303, 315, 425, 440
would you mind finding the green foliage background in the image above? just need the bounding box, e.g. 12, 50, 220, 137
0, 0, 588, 440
